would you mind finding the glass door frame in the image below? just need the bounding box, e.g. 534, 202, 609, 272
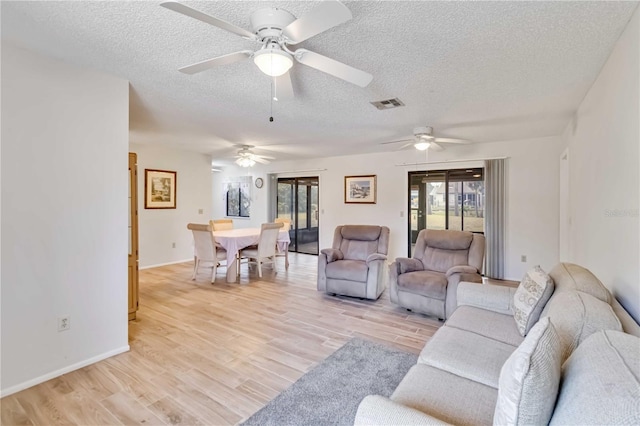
277, 176, 319, 255
407, 168, 484, 256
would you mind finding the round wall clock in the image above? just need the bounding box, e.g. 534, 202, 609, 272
255, 177, 264, 189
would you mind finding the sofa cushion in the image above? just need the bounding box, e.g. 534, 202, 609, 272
511, 265, 555, 336
446, 305, 524, 347
542, 291, 622, 362
325, 259, 368, 282
418, 326, 516, 388
392, 364, 497, 426
550, 330, 640, 425
397, 270, 447, 300
548, 262, 611, 304
494, 317, 562, 426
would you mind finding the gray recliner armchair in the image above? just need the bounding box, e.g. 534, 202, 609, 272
318, 225, 390, 300
390, 229, 485, 319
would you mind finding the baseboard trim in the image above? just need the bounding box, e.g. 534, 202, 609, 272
0, 345, 130, 398
140, 259, 192, 270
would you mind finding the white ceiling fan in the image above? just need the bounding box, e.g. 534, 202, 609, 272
161, 0, 373, 100
381, 127, 472, 152
234, 145, 275, 167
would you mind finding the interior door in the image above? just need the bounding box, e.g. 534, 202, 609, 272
277, 177, 319, 255
128, 153, 139, 320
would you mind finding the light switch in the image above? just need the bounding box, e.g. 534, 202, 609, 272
198, 209, 203, 214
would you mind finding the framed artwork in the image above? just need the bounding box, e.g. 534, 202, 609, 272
145, 169, 177, 209
345, 175, 377, 204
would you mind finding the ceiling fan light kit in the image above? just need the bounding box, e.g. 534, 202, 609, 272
253, 47, 293, 77
236, 157, 256, 168
414, 142, 430, 151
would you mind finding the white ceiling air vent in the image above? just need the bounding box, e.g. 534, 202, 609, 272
370, 98, 405, 110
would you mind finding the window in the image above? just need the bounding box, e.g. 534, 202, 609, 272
224, 177, 251, 217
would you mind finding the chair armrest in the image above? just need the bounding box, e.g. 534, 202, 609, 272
366, 253, 387, 265
396, 257, 424, 274
457, 282, 516, 315
320, 248, 343, 263
446, 265, 478, 277
355, 395, 452, 426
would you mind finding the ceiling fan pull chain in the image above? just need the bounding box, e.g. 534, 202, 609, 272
269, 78, 274, 122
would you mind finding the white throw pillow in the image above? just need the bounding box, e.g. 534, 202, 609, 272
493, 317, 562, 426
511, 265, 554, 336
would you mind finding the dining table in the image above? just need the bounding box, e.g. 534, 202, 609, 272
212, 227, 291, 283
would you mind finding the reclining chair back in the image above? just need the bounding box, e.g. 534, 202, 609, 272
413, 229, 484, 273
333, 225, 390, 261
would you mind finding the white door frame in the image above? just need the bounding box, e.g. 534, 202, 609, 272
559, 148, 570, 261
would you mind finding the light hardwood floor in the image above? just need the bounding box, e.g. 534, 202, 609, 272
2, 253, 457, 426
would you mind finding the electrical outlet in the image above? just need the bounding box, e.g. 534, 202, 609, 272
400, 211, 404, 217
172, 242, 176, 248
58, 316, 70, 332
198, 209, 203, 214
521, 255, 527, 262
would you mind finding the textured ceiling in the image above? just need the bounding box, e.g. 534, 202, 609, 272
2, 1, 637, 165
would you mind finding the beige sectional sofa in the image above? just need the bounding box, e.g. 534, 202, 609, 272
355, 263, 640, 425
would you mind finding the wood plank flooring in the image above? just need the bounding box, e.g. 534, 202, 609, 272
2, 253, 453, 426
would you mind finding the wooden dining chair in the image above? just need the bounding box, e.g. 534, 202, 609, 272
240, 222, 284, 278
274, 217, 291, 269
274, 217, 292, 231
187, 223, 228, 283
210, 218, 234, 231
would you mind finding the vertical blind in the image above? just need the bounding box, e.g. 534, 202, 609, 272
485, 159, 505, 279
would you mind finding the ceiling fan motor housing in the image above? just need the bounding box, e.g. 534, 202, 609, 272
414, 126, 434, 139
250, 8, 296, 41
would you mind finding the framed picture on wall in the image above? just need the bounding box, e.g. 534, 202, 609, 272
145, 169, 177, 209
345, 175, 377, 204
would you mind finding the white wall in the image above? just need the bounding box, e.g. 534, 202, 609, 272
561, 7, 640, 322
129, 143, 212, 268
1, 44, 130, 395
213, 135, 562, 281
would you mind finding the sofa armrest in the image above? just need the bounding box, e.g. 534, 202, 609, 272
366, 253, 387, 265
355, 395, 452, 426
320, 248, 343, 263
445, 265, 478, 277
457, 282, 516, 315
396, 257, 424, 274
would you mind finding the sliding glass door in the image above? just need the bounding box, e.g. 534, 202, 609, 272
408, 168, 484, 255
277, 177, 319, 255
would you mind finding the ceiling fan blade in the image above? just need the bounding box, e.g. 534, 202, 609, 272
282, 0, 352, 45
429, 142, 445, 151
178, 50, 253, 74
433, 137, 471, 144
253, 157, 271, 164
161, 2, 257, 40
295, 49, 372, 87
256, 154, 276, 160
274, 72, 294, 101
380, 138, 414, 146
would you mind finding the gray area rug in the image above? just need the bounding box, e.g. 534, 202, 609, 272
241, 338, 417, 426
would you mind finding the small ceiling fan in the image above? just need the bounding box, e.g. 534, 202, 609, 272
381, 127, 472, 152
234, 145, 275, 167
161, 0, 373, 100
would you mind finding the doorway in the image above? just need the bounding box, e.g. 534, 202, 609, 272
277, 177, 319, 255
408, 168, 485, 255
